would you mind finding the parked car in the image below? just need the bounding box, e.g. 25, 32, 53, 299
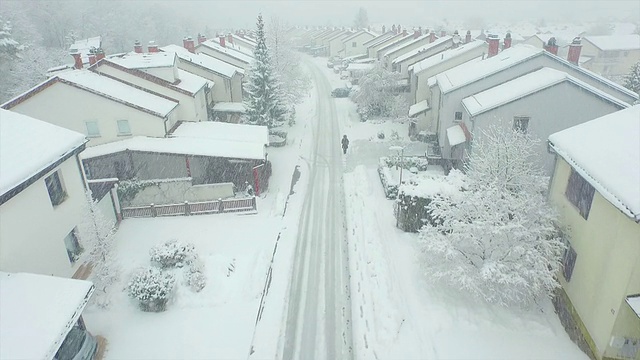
331, 87, 351, 98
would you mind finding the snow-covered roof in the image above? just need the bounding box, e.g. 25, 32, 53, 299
627, 295, 640, 318
436, 44, 544, 94
446, 124, 467, 146
109, 52, 176, 69
409, 40, 486, 74
198, 40, 254, 64
377, 33, 413, 54
342, 53, 368, 61
212, 102, 247, 113
584, 35, 640, 51
363, 32, 394, 46
462, 67, 628, 117
327, 30, 353, 42
392, 36, 452, 64
57, 70, 179, 117
548, 105, 640, 221
342, 30, 376, 43
384, 33, 435, 58
0, 272, 94, 360
0, 109, 86, 199
408, 100, 430, 117
68, 36, 102, 62
172, 121, 268, 145
174, 69, 213, 93
161, 44, 244, 78
347, 63, 376, 71
81, 136, 266, 161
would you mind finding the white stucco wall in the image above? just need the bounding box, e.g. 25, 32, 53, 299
395, 40, 453, 77
177, 60, 233, 103
581, 40, 640, 78
384, 37, 435, 71
329, 36, 348, 58
467, 82, 625, 174
343, 32, 376, 57
140, 66, 179, 83
0, 156, 87, 278
195, 47, 251, 72
9, 82, 172, 146
550, 158, 640, 358
368, 35, 403, 59
95, 65, 207, 122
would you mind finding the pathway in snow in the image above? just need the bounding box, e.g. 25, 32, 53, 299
281, 58, 354, 360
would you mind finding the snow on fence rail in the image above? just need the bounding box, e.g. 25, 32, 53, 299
121, 197, 256, 218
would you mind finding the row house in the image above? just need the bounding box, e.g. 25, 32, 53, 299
161, 42, 245, 103
375, 30, 412, 61
548, 105, 640, 360
460, 67, 627, 173
1, 69, 179, 146
0, 109, 90, 278
423, 43, 637, 170
364, 31, 403, 59
382, 30, 442, 71
341, 29, 378, 58
231, 33, 257, 53
91, 51, 211, 124
196, 37, 254, 72
391, 35, 454, 77
327, 30, 354, 58
581, 34, 640, 80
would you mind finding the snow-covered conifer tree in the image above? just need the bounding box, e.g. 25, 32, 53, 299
418, 126, 564, 307
623, 61, 640, 95
77, 190, 120, 307
244, 14, 288, 128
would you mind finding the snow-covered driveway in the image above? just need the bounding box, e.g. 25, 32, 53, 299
281, 58, 353, 360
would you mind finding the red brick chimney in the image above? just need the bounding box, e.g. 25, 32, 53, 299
503, 32, 512, 49
382, 25, 386, 33
88, 54, 96, 66
567, 37, 582, 65
440, 30, 446, 37
227, 33, 234, 44
148, 41, 159, 53
183, 36, 196, 53
429, 30, 436, 43
134, 40, 143, 54
198, 34, 207, 44
391, 24, 396, 34
465, 30, 472, 43
414, 29, 421, 39
71, 52, 83, 69
543, 37, 559, 55
487, 34, 500, 57
219, 35, 226, 47
95, 48, 105, 61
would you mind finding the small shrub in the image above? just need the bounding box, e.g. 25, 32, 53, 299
377, 131, 385, 139
149, 239, 196, 269
127, 267, 175, 312
184, 259, 207, 292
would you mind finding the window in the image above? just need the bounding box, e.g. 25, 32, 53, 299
454, 111, 462, 121
513, 116, 530, 133
562, 242, 577, 281
63, 228, 83, 264
352, 41, 357, 47
85, 121, 100, 137
117, 120, 131, 135
45, 171, 67, 206
565, 168, 595, 219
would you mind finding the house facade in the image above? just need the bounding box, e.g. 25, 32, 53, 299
0, 110, 89, 278
548, 105, 640, 360
161, 43, 244, 103
195, 39, 253, 72
342, 30, 377, 58
392, 35, 454, 77
92, 53, 210, 123
581, 35, 640, 80
368, 31, 408, 59
460, 67, 627, 174
382, 31, 441, 71
328, 31, 353, 58
1, 70, 179, 146
375, 31, 412, 61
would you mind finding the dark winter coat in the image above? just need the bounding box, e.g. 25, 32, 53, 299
341, 137, 349, 149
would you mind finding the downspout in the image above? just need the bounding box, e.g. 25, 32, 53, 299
163, 115, 169, 137
546, 140, 558, 200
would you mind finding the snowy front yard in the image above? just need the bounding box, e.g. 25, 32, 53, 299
82, 213, 281, 359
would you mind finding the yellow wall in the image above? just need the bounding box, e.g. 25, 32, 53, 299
581, 39, 640, 78
550, 157, 640, 358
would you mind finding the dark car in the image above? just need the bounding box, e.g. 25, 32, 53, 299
331, 87, 351, 98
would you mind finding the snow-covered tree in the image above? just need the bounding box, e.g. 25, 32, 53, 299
353, 7, 369, 29
623, 61, 640, 95
352, 64, 407, 119
243, 14, 288, 128
418, 126, 564, 307
77, 190, 120, 307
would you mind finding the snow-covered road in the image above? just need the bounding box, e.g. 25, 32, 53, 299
281, 59, 354, 360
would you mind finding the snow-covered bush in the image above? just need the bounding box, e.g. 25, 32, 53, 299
127, 267, 175, 312
184, 260, 207, 292
623, 60, 640, 95
351, 64, 407, 119
149, 239, 196, 269
418, 126, 564, 307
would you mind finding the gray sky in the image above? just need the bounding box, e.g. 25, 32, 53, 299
178, 0, 640, 29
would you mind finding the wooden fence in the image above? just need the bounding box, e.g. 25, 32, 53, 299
121, 197, 256, 219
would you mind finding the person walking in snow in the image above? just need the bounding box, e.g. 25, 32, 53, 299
341, 135, 349, 154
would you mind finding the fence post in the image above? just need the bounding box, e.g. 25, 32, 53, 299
185, 201, 190, 216
218, 198, 224, 213
252, 196, 257, 211
151, 203, 157, 217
